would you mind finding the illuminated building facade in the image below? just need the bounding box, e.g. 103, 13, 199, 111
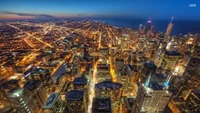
7, 88, 40, 113
165, 17, 174, 43
95, 81, 122, 113
24, 80, 47, 107
65, 90, 85, 113
144, 40, 157, 59
92, 97, 112, 113
73, 77, 88, 109
135, 80, 171, 113
115, 58, 124, 72
42, 92, 65, 113
97, 64, 111, 83
118, 65, 133, 96
161, 51, 181, 70
141, 61, 157, 83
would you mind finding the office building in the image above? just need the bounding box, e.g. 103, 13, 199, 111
141, 61, 157, 83
135, 80, 171, 113
24, 80, 47, 107
165, 17, 174, 42
66, 90, 85, 113
97, 64, 111, 83
95, 81, 122, 113
7, 88, 40, 113
73, 77, 88, 108
42, 92, 65, 113
92, 98, 112, 113
161, 51, 181, 70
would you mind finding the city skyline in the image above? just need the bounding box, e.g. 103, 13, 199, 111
0, 0, 200, 20
0, 1, 200, 113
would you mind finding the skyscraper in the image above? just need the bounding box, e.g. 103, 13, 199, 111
92, 97, 112, 113
42, 92, 65, 113
95, 81, 122, 113
24, 80, 47, 107
73, 77, 88, 109
135, 76, 171, 113
165, 17, 174, 42
7, 88, 40, 113
66, 90, 85, 113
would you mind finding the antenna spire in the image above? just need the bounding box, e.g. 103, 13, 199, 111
171, 16, 174, 23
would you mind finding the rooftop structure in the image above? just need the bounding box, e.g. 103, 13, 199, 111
92, 98, 112, 113
95, 81, 122, 90
73, 77, 87, 85
42, 92, 60, 109
66, 90, 84, 100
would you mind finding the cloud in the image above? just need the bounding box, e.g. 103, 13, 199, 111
1, 11, 55, 19
77, 13, 86, 16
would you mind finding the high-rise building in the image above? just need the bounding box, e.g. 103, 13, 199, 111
184, 89, 200, 112
66, 90, 85, 113
135, 77, 171, 113
144, 20, 151, 34
165, 17, 174, 42
138, 24, 143, 34
123, 97, 135, 113
73, 77, 88, 109
144, 40, 157, 58
24, 80, 47, 107
7, 88, 40, 113
97, 64, 111, 83
118, 65, 132, 96
115, 58, 124, 72
161, 51, 181, 70
121, 38, 129, 50
95, 81, 122, 113
92, 97, 112, 113
141, 61, 157, 83
42, 92, 65, 113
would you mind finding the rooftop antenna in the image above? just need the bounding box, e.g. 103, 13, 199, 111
171, 16, 174, 23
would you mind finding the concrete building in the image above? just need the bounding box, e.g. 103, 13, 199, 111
65, 90, 85, 113
95, 81, 122, 113
97, 64, 111, 83
73, 77, 88, 109
7, 88, 40, 113
24, 80, 47, 107
92, 98, 112, 113
161, 51, 181, 70
42, 92, 65, 113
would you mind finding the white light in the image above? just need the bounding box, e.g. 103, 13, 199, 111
189, 4, 196, 7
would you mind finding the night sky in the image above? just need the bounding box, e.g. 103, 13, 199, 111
0, 0, 199, 20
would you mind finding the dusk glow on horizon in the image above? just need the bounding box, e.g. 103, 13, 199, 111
0, 0, 200, 20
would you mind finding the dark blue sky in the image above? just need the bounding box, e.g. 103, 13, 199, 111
0, 0, 199, 20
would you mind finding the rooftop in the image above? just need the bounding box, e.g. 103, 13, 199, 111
92, 98, 112, 113
52, 64, 67, 83
7, 88, 24, 98
95, 81, 122, 90
148, 81, 163, 90
125, 98, 135, 111
165, 51, 181, 56
97, 64, 110, 70
145, 61, 157, 68
66, 90, 84, 100
191, 89, 200, 100
153, 73, 166, 80
24, 80, 41, 90
42, 92, 59, 109
73, 77, 87, 85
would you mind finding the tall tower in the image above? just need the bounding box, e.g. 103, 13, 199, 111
165, 17, 174, 42
66, 90, 85, 113
95, 81, 122, 113
7, 88, 40, 113
145, 19, 151, 34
